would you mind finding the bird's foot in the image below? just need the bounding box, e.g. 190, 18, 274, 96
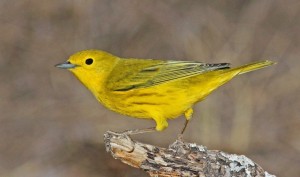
171, 135, 189, 157
106, 127, 156, 153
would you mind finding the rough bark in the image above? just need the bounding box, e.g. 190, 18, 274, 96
104, 131, 275, 177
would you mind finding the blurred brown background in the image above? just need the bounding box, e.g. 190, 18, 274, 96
1, 0, 299, 176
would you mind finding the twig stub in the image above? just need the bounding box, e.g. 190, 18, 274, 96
104, 131, 275, 177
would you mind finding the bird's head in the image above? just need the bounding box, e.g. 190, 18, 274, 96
56, 49, 119, 92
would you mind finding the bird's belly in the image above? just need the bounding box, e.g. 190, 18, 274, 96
104, 88, 192, 120
114, 102, 187, 120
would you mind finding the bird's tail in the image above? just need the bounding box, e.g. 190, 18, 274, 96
232, 60, 276, 75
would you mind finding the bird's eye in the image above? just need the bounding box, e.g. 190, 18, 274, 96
85, 58, 93, 65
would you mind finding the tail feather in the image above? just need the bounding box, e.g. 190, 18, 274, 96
233, 60, 276, 75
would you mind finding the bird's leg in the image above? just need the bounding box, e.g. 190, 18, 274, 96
177, 119, 190, 141
181, 119, 190, 134
121, 127, 156, 135
107, 127, 156, 138
177, 108, 193, 141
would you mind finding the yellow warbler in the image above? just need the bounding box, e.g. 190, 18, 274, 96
56, 50, 275, 133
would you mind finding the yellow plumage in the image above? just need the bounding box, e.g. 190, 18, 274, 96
56, 50, 275, 131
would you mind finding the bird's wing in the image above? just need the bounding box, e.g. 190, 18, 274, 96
108, 59, 230, 91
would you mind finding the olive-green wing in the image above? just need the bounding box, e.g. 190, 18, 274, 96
108, 59, 230, 91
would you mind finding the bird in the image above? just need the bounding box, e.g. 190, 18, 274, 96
56, 49, 275, 137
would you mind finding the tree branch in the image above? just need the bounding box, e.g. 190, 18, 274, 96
104, 131, 275, 177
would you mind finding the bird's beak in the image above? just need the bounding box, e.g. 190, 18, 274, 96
55, 61, 77, 69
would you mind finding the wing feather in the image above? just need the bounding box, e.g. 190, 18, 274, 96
108, 59, 230, 91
